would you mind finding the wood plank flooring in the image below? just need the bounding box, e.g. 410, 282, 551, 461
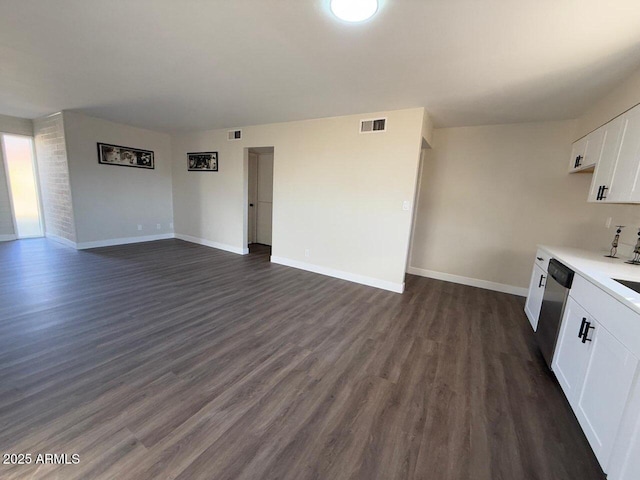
0, 238, 604, 479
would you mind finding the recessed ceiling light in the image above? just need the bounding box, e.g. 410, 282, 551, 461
330, 0, 378, 22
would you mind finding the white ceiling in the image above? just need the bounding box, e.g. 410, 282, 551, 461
1, 0, 640, 132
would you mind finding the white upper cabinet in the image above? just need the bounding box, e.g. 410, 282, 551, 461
588, 115, 625, 202
588, 104, 640, 203
569, 135, 589, 172
570, 128, 604, 173
612, 105, 640, 202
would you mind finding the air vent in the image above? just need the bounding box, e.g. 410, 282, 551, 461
227, 129, 242, 141
360, 118, 387, 134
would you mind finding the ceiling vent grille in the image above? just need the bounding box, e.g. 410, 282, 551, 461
228, 129, 242, 141
360, 118, 387, 133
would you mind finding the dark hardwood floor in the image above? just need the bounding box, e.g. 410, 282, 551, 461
0, 238, 604, 479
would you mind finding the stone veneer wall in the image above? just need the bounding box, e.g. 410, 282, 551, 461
33, 113, 76, 243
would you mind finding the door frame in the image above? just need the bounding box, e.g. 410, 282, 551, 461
0, 133, 44, 239
248, 152, 258, 244
243, 146, 275, 252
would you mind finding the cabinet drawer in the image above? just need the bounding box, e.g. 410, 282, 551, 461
534, 249, 550, 272
570, 275, 640, 359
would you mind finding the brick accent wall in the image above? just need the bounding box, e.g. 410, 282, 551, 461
33, 113, 77, 243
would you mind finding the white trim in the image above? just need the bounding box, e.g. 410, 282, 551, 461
46, 232, 78, 248
407, 266, 527, 297
76, 233, 174, 250
271, 256, 404, 293
175, 233, 248, 255
0, 234, 16, 241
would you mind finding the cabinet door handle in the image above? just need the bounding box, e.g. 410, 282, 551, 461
596, 185, 603, 200
600, 186, 608, 200
578, 317, 588, 339
538, 275, 546, 288
536, 256, 544, 261
581, 321, 595, 343
575, 155, 583, 168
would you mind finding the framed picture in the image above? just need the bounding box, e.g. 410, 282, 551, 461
188, 151, 218, 172
97, 143, 154, 169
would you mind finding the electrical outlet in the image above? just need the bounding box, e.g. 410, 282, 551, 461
156, 224, 161, 230
137, 224, 142, 231
169, 222, 174, 229
605, 217, 612, 229
304, 249, 310, 258
402, 200, 410, 211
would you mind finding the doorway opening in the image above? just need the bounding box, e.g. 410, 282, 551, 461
246, 147, 274, 255
1, 134, 43, 239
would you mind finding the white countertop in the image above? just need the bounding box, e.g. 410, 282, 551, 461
539, 245, 640, 314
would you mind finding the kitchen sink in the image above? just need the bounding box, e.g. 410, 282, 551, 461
613, 278, 640, 294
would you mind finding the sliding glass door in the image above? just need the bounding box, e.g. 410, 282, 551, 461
1, 134, 43, 238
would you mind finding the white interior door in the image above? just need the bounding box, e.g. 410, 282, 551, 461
248, 153, 258, 244
256, 153, 273, 245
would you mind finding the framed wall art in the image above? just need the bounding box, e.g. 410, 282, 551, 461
188, 151, 218, 172
97, 143, 154, 169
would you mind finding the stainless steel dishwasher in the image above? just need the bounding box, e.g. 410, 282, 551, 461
536, 259, 574, 369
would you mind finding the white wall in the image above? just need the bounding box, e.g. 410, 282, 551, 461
63, 111, 174, 247
409, 120, 640, 292
421, 110, 434, 147
575, 67, 640, 140
410, 65, 640, 294
172, 108, 425, 291
0, 114, 33, 137
0, 114, 33, 239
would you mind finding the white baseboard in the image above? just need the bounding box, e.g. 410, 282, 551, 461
0, 234, 17, 242
270, 256, 405, 293
46, 233, 78, 248
407, 266, 527, 297
76, 233, 175, 250
174, 233, 248, 255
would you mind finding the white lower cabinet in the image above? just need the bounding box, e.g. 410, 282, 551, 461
553, 298, 592, 401
524, 264, 546, 330
608, 375, 640, 480
553, 295, 639, 473
574, 323, 638, 468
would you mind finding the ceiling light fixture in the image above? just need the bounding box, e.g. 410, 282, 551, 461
330, 0, 378, 22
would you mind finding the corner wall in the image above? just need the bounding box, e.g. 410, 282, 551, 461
172, 108, 425, 291
33, 113, 77, 245
63, 111, 174, 248
409, 119, 640, 293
